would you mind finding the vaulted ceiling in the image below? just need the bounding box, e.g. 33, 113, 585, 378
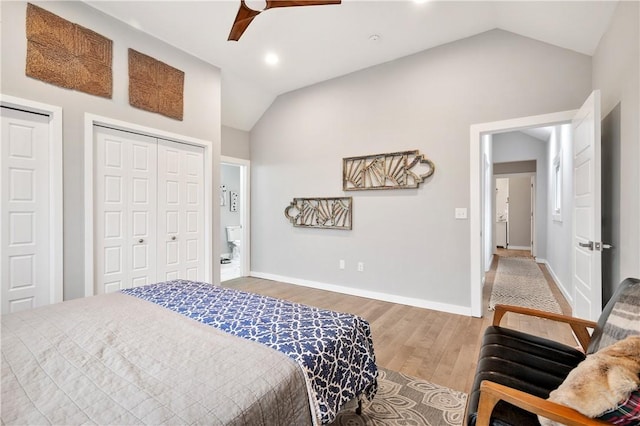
84, 1, 618, 131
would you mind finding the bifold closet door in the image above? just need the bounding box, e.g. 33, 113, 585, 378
1, 107, 51, 313
94, 126, 158, 294
157, 139, 205, 282
94, 126, 205, 293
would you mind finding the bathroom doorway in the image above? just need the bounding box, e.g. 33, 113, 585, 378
220, 156, 250, 282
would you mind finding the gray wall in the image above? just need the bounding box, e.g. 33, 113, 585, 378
507, 176, 532, 248
493, 131, 548, 259
592, 0, 640, 295
250, 29, 591, 311
1, 1, 222, 300
220, 164, 241, 255
222, 125, 251, 160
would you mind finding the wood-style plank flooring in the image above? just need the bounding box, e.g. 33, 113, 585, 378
222, 250, 576, 394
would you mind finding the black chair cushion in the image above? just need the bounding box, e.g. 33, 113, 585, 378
466, 326, 586, 426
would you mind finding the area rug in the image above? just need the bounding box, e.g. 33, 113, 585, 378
330, 368, 467, 426
489, 257, 562, 313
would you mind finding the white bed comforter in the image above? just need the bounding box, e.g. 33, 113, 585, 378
1, 292, 312, 425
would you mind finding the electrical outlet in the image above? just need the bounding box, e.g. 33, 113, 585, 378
357, 262, 364, 272
339, 259, 345, 270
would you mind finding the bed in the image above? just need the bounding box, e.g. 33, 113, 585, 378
1, 280, 378, 425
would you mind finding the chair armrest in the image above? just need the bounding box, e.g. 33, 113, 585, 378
476, 380, 609, 426
492, 304, 598, 351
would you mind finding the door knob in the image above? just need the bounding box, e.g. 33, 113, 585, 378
138, 239, 144, 243
171, 236, 176, 241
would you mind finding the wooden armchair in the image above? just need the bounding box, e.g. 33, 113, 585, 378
466, 277, 640, 426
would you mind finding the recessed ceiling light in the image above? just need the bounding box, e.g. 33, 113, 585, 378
265, 52, 279, 66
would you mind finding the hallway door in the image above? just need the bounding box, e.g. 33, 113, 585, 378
572, 90, 602, 321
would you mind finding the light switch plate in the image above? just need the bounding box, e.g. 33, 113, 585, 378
455, 208, 468, 219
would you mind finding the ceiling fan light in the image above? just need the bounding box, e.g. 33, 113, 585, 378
245, 0, 267, 11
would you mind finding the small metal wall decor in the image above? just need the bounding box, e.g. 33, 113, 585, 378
284, 197, 352, 230
230, 191, 238, 212
343, 150, 435, 191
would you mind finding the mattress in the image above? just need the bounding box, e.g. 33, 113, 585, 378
1, 281, 378, 425
122, 280, 379, 424
1, 291, 312, 425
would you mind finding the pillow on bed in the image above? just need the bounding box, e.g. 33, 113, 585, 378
538, 335, 640, 426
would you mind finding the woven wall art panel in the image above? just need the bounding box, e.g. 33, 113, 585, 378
129, 49, 184, 120
25, 3, 112, 98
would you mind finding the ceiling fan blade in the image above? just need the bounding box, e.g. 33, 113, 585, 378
265, 0, 341, 10
228, 0, 262, 41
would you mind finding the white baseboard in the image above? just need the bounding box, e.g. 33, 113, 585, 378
250, 271, 472, 316
537, 259, 573, 305
507, 245, 531, 250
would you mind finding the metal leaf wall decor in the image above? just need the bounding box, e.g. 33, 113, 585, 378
343, 150, 435, 191
284, 197, 352, 230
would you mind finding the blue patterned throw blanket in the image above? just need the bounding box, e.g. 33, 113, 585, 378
121, 280, 378, 424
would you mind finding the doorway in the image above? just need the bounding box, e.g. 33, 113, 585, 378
470, 109, 577, 317
493, 173, 535, 253
220, 156, 250, 282
471, 92, 603, 320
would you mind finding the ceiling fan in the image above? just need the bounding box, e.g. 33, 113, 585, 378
228, 0, 342, 41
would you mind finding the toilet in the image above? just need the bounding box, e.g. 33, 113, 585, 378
225, 225, 242, 259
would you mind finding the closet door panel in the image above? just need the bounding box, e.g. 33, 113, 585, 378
94, 127, 157, 293
1, 107, 51, 313
157, 140, 204, 282
128, 138, 157, 288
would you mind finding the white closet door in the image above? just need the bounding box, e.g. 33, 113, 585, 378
157, 139, 204, 282
1, 107, 50, 313
94, 126, 157, 294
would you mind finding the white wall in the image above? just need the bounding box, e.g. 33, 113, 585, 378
482, 135, 493, 272
222, 125, 251, 160
1, 1, 222, 299
545, 125, 574, 301
592, 0, 640, 292
492, 131, 548, 259
250, 29, 591, 313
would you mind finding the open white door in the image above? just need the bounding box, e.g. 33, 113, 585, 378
572, 90, 602, 321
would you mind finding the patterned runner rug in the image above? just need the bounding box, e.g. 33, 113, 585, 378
330, 368, 467, 426
489, 257, 562, 313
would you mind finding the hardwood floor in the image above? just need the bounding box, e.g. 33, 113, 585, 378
222, 252, 576, 394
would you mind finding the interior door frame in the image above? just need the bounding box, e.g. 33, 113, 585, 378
84, 114, 214, 297
1, 94, 63, 305
221, 155, 251, 278
469, 110, 576, 317
531, 175, 536, 258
